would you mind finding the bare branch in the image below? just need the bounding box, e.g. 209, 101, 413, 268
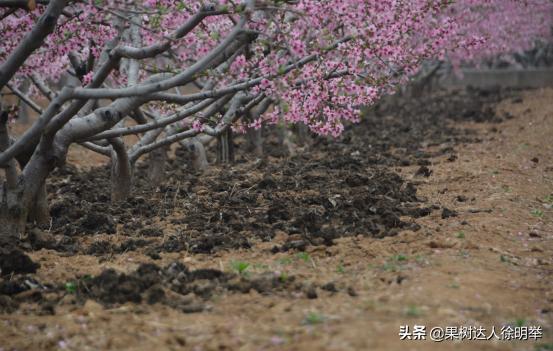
79, 141, 111, 156
133, 128, 198, 158
29, 74, 55, 100
6, 83, 43, 114
85, 97, 219, 141
0, 87, 72, 167
129, 95, 235, 160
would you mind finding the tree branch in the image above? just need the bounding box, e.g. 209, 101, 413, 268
79, 141, 111, 156
69, 16, 248, 100
85, 97, 218, 141
0, 107, 18, 187
0, 0, 67, 90
6, 83, 43, 114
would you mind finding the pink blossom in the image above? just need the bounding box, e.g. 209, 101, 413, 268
192, 120, 204, 133
1, 0, 551, 138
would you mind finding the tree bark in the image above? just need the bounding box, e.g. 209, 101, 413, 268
0, 106, 26, 242
246, 126, 263, 156
109, 138, 132, 203
184, 137, 209, 171
295, 123, 310, 147
17, 79, 30, 124
276, 124, 297, 157
147, 145, 168, 184
0, 184, 27, 244
216, 128, 234, 164
27, 181, 49, 226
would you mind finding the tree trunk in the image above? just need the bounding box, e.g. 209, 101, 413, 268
276, 125, 297, 157
28, 181, 49, 227
109, 139, 132, 203
295, 123, 310, 147
147, 145, 168, 184
184, 137, 209, 171
246, 126, 263, 156
216, 128, 234, 164
0, 183, 27, 244
0, 107, 27, 242
17, 79, 30, 124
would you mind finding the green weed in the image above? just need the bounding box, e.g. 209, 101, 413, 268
231, 261, 250, 275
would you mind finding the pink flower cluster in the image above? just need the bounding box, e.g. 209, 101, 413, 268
1, 2, 115, 82
1, 0, 551, 136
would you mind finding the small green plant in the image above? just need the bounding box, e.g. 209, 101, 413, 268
336, 263, 345, 274
381, 262, 398, 272
303, 312, 325, 325
65, 281, 77, 294
544, 195, 553, 204
391, 254, 408, 262
380, 254, 410, 271
531, 209, 544, 218
405, 305, 421, 317
296, 252, 311, 263
448, 282, 460, 289
502, 185, 512, 193
278, 271, 289, 283
500, 255, 510, 263
231, 261, 250, 275
514, 318, 527, 327
456, 231, 465, 239
535, 343, 553, 351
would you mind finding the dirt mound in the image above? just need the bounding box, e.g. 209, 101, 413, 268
76, 262, 301, 310
0, 247, 39, 276
0, 261, 338, 314
51, 162, 426, 256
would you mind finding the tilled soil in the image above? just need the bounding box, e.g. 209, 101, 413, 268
2, 87, 551, 351
2, 87, 513, 312
38, 87, 513, 256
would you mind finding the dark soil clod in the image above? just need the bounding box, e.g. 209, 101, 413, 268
456, 195, 468, 202
415, 166, 433, 177
0, 248, 39, 276
441, 208, 458, 219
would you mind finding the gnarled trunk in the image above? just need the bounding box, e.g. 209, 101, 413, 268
109, 138, 132, 203
0, 107, 27, 242
0, 183, 27, 244
246, 126, 263, 156
147, 145, 168, 184
184, 137, 209, 171
295, 123, 311, 147
28, 182, 49, 227
216, 128, 234, 164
